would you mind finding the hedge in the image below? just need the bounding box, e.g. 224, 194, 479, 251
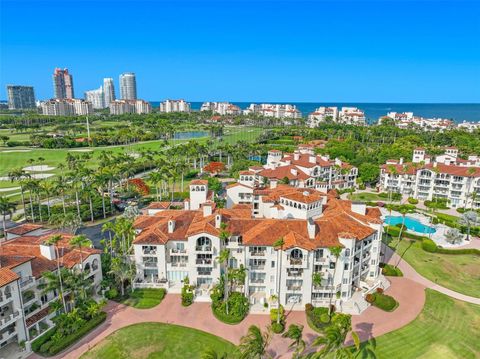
436, 247, 480, 256
305, 305, 331, 333
32, 312, 107, 356
211, 304, 245, 325
381, 264, 403, 277
370, 293, 398, 312
421, 239, 438, 253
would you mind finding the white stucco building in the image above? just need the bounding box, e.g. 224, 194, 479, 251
379, 147, 480, 208
132, 180, 384, 314
0, 225, 102, 357
200, 102, 242, 116
40, 99, 93, 116
159, 99, 191, 113
243, 104, 301, 119
110, 99, 152, 115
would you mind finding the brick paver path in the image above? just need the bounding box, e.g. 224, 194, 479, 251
29, 276, 425, 359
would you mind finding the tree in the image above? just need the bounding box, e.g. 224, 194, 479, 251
201, 348, 228, 359
282, 324, 305, 358
444, 228, 463, 245
109, 257, 133, 296
312, 271, 323, 295
358, 163, 380, 186
7, 168, 30, 218
458, 211, 478, 242
273, 237, 285, 323
328, 246, 343, 315
239, 325, 272, 359
311, 315, 357, 358
44, 234, 67, 312
216, 249, 231, 314
69, 235, 92, 298
0, 196, 16, 238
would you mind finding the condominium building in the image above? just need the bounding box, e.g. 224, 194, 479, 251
132, 181, 384, 313
40, 99, 93, 116
243, 104, 302, 119
110, 99, 151, 115
457, 121, 480, 132
119, 72, 137, 100
200, 102, 242, 116
339, 107, 366, 125
307, 107, 339, 127
226, 145, 357, 207
52, 68, 74, 99
378, 112, 454, 131
84, 86, 105, 109
379, 147, 480, 208
103, 78, 116, 107
0, 224, 102, 355
6, 85, 36, 110
159, 99, 191, 113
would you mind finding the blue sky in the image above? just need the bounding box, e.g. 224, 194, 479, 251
1, 0, 479, 102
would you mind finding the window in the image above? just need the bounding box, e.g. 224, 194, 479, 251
197, 237, 211, 247
371, 260, 375, 265
345, 248, 350, 256
290, 249, 303, 259
342, 278, 349, 284
271, 261, 275, 268
344, 263, 349, 270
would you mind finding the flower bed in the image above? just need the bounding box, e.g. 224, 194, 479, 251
366, 291, 398, 312
31, 311, 107, 356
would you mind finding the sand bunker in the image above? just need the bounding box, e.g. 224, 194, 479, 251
1, 149, 32, 153
0, 186, 20, 192
23, 165, 56, 172
30, 173, 54, 179
68, 149, 93, 152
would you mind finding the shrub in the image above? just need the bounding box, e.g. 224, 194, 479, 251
371, 293, 398, 312
31, 328, 55, 352
270, 305, 285, 323
436, 247, 480, 255
365, 294, 375, 303
422, 239, 438, 253
376, 287, 384, 294
320, 313, 330, 323
271, 322, 285, 334
407, 197, 419, 205
105, 288, 118, 299
305, 305, 330, 332
212, 292, 249, 324
305, 303, 313, 312
381, 264, 403, 277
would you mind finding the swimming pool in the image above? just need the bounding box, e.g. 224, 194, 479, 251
385, 216, 436, 234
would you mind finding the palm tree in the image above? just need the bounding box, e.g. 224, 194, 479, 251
43, 234, 67, 312
458, 211, 478, 242
24, 179, 39, 222
39, 180, 55, 218
7, 168, 30, 218
239, 325, 272, 359
216, 249, 231, 314
200, 348, 229, 359
69, 234, 92, 299
311, 323, 355, 358
328, 246, 343, 315
273, 237, 285, 322
312, 271, 323, 296
0, 196, 16, 238
282, 324, 305, 358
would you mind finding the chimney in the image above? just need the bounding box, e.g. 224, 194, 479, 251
168, 219, 176, 233
184, 200, 190, 210
203, 203, 213, 217
399, 157, 404, 165
307, 218, 316, 239
294, 151, 300, 161
40, 244, 56, 260
309, 155, 316, 164
215, 214, 222, 229
351, 202, 366, 216
270, 179, 278, 189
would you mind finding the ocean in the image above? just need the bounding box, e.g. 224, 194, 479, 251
149, 102, 480, 124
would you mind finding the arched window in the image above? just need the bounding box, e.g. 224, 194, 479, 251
197, 236, 211, 247
290, 249, 303, 259
345, 249, 350, 256
92, 258, 99, 270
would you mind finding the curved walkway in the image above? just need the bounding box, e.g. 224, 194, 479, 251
29, 277, 425, 359
384, 245, 480, 305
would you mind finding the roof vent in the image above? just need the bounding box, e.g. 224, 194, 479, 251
303, 191, 309, 196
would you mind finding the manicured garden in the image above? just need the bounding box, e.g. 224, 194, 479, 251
387, 237, 480, 298
373, 289, 480, 359
348, 191, 401, 203
380, 263, 403, 277
366, 289, 398, 312
117, 288, 166, 309
79, 322, 237, 359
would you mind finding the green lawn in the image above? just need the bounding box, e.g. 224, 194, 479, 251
373, 289, 480, 359
349, 192, 400, 202
80, 322, 237, 359
121, 288, 166, 309
389, 238, 480, 298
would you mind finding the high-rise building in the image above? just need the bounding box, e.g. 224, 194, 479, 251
84, 86, 105, 109
110, 99, 151, 115
119, 72, 137, 100
159, 99, 191, 113
6, 85, 36, 109
52, 68, 74, 99
103, 78, 116, 106
40, 99, 93, 116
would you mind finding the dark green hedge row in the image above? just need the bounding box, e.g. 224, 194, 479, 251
32, 312, 107, 356
211, 304, 245, 325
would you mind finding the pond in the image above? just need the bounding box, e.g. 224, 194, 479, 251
173, 131, 209, 139
385, 215, 436, 234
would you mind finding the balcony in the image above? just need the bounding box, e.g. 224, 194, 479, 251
287, 285, 302, 291
0, 292, 13, 305
250, 251, 265, 257
195, 246, 212, 252
20, 276, 35, 290
314, 257, 327, 263
143, 248, 157, 255
170, 248, 187, 255
0, 311, 21, 327
171, 262, 187, 268
286, 269, 303, 277
288, 258, 303, 266
197, 270, 212, 276
249, 265, 265, 270
196, 259, 213, 265
144, 262, 158, 268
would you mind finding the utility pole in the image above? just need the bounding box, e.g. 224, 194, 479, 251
86, 115, 91, 146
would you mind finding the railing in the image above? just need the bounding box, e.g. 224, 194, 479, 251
144, 262, 158, 268
20, 276, 35, 288
195, 246, 212, 252
0, 311, 21, 326
0, 292, 13, 304
289, 258, 303, 266
250, 278, 265, 284
143, 249, 157, 255
250, 251, 265, 256
249, 265, 265, 270
314, 257, 327, 263
287, 270, 303, 277
171, 248, 187, 254
287, 285, 302, 291
171, 262, 187, 267
196, 259, 212, 265
197, 271, 212, 276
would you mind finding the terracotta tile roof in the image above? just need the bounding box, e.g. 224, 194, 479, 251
5, 224, 43, 236
426, 163, 480, 177
239, 170, 255, 175
259, 165, 310, 181
190, 180, 208, 185
26, 307, 51, 327
0, 267, 20, 287
281, 190, 324, 204
146, 202, 171, 210
226, 182, 253, 190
